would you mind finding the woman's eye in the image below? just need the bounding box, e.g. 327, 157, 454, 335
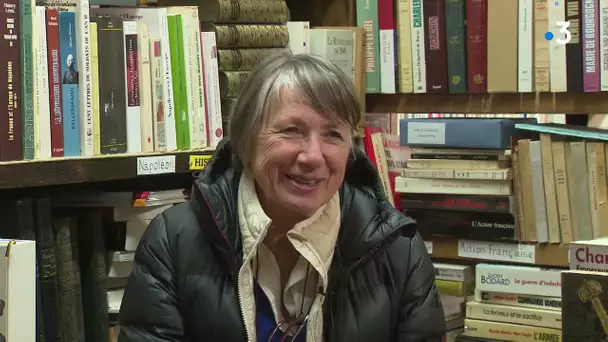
283, 126, 300, 134
328, 131, 344, 140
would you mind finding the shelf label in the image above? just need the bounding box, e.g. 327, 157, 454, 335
457, 239, 536, 264
424, 241, 433, 255
137, 155, 176, 175
189, 155, 212, 170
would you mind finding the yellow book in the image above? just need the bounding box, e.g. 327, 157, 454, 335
435, 279, 474, 297
90, 21, 101, 155
464, 318, 561, 342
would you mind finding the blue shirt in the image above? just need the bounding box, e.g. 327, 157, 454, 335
253, 280, 307, 342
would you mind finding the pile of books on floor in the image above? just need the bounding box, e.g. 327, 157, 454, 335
461, 263, 562, 341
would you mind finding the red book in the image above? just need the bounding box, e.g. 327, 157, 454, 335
423, 0, 448, 93
46, 8, 64, 157
0, 0, 23, 161
465, 0, 488, 93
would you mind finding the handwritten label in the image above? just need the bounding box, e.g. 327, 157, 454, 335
407, 122, 446, 145
189, 155, 212, 170
136, 155, 176, 175
458, 239, 536, 264
424, 241, 433, 254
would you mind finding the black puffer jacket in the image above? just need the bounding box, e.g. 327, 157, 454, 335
118, 139, 446, 342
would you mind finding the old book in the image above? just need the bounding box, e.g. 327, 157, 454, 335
563, 270, 608, 341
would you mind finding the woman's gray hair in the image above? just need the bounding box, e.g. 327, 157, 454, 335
228, 52, 362, 163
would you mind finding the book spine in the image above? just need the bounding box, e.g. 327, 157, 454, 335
378, 0, 397, 93
566, 0, 584, 91
136, 21, 153, 152
46, 9, 63, 157
465, 0, 487, 93
475, 289, 562, 311
601, 0, 608, 90
201, 31, 224, 149
549, 0, 568, 92
20, 0, 34, 160
58, 11, 81, 157
534, 0, 550, 92
190, 8, 207, 148
356, 0, 381, 93
444, 0, 467, 94
0, 0, 22, 161
96, 17, 127, 154
396, 0, 413, 93
90, 21, 100, 155
434, 264, 474, 282
400, 168, 511, 180
400, 193, 512, 213
583, 0, 601, 91
423, 0, 448, 93
475, 264, 562, 297
396, 177, 512, 195
123, 21, 142, 153
406, 159, 508, 170
150, 38, 166, 151
410, 0, 426, 93
464, 319, 562, 342
466, 301, 562, 329
76, 0, 93, 156
518, 0, 534, 92
34, 6, 51, 159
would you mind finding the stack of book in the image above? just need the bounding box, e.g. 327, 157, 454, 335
433, 262, 474, 340
462, 263, 562, 341
395, 118, 535, 241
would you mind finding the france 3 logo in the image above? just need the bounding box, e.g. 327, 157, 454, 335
545, 21, 572, 45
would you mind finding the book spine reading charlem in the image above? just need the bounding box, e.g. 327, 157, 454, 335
46, 8, 64, 157
95, 16, 127, 154
0, 0, 23, 162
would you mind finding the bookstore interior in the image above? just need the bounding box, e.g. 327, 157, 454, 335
5, 0, 608, 341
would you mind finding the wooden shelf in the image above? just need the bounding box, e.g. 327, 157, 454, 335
0, 149, 214, 190
426, 236, 570, 268
366, 93, 608, 114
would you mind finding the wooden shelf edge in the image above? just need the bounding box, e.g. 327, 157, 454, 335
366, 93, 608, 114
426, 236, 569, 268
0, 149, 214, 190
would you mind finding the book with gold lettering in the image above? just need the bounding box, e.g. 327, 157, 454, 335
563, 270, 608, 341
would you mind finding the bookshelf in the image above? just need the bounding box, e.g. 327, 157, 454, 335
366, 93, 607, 114
0, 149, 213, 190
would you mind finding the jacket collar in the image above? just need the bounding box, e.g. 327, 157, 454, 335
190, 138, 415, 273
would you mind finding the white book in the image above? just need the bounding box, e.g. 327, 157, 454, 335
518, 0, 533, 92
201, 32, 224, 148
123, 21, 142, 153
410, 0, 426, 93
149, 38, 166, 152
380, 28, 396, 93
136, 22, 154, 152
600, 0, 608, 90
189, 8, 208, 148
0, 240, 36, 342
548, 0, 568, 92
34, 6, 52, 159
286, 21, 310, 54
91, 7, 178, 151
394, 176, 512, 196
433, 262, 474, 282
77, 0, 94, 156
475, 263, 562, 297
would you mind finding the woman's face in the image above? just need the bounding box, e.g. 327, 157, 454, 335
250, 100, 352, 220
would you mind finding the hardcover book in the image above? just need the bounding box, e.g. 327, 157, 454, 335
563, 270, 608, 341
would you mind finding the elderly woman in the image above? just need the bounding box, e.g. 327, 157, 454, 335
118, 53, 446, 341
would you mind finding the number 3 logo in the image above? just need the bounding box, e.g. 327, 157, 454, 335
556, 21, 572, 44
